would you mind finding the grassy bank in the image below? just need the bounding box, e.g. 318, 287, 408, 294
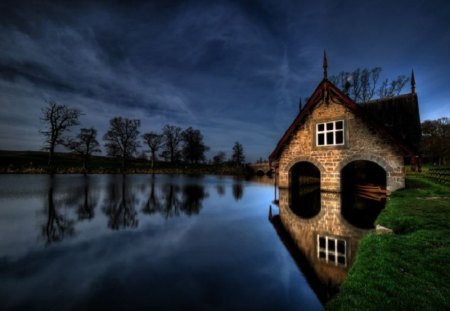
327, 174, 450, 310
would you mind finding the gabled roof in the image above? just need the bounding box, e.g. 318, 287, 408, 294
269, 79, 419, 162
362, 94, 421, 153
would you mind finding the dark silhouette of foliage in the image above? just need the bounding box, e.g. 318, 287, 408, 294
231, 141, 245, 166
161, 125, 182, 163
40, 100, 81, 169
103, 117, 141, 171
421, 117, 450, 165
66, 127, 101, 172
213, 151, 226, 165
181, 127, 210, 164
142, 132, 163, 169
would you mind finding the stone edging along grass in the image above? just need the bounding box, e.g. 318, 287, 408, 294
326, 173, 450, 310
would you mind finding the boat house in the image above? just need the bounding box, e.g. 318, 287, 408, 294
269, 54, 421, 194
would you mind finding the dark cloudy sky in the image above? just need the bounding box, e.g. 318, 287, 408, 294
1, 0, 449, 161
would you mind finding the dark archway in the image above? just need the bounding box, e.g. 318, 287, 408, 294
341, 161, 387, 229
289, 162, 321, 218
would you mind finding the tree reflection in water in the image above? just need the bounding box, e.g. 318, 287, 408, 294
142, 175, 162, 215
143, 176, 208, 218
102, 175, 138, 230
232, 182, 244, 201
72, 175, 97, 221
42, 176, 75, 245
216, 184, 225, 196
181, 184, 208, 215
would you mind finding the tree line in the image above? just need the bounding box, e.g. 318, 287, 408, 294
421, 117, 450, 165
40, 100, 246, 172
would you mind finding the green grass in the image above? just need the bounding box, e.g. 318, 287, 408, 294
326, 174, 450, 310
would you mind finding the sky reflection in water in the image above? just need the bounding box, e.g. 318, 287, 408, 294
0, 174, 323, 311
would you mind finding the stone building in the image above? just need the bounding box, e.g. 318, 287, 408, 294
269, 54, 421, 194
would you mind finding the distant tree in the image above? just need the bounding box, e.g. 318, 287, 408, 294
329, 67, 409, 103
181, 127, 210, 164
66, 127, 101, 172
161, 125, 182, 163
213, 151, 226, 165
231, 141, 245, 166
103, 117, 141, 171
421, 118, 450, 165
142, 132, 163, 169
40, 100, 81, 169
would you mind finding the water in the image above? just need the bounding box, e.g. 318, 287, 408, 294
0, 174, 323, 311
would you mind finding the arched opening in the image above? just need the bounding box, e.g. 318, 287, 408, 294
341, 161, 387, 228
289, 162, 321, 218
256, 170, 265, 176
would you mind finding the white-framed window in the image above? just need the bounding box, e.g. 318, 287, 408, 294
316, 120, 344, 146
317, 235, 346, 266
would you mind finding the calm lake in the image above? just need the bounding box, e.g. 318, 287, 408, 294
0, 174, 384, 310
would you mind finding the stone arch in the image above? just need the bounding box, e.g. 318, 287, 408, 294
287, 159, 322, 220
338, 153, 402, 193
338, 153, 394, 174
255, 169, 265, 176
286, 156, 326, 184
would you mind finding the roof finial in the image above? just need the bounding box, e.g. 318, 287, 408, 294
411, 69, 415, 94
323, 50, 328, 79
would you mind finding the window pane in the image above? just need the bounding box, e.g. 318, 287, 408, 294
327, 132, 334, 145
338, 256, 346, 265
318, 123, 324, 131
319, 251, 326, 259
319, 237, 326, 248
336, 131, 343, 144
337, 240, 346, 254
328, 254, 335, 262
326, 122, 333, 130
336, 121, 343, 129
318, 134, 324, 145
328, 239, 335, 250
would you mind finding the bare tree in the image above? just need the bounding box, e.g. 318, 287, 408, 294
161, 125, 182, 163
377, 75, 410, 98
231, 141, 245, 166
103, 117, 141, 171
329, 67, 382, 103
142, 132, 163, 169
330, 67, 409, 102
66, 127, 101, 172
181, 127, 209, 164
40, 100, 81, 169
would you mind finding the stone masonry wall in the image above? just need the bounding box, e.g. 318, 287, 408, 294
277, 98, 405, 192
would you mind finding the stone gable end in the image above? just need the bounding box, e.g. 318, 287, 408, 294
277, 97, 405, 192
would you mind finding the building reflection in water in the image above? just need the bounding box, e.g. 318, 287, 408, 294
270, 188, 385, 303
